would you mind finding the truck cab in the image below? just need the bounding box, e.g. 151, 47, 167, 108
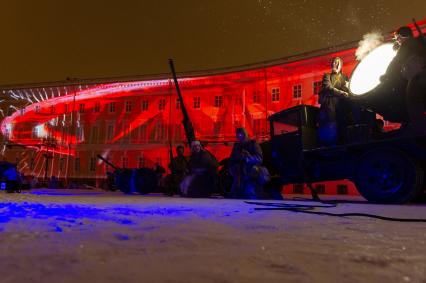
269, 104, 426, 203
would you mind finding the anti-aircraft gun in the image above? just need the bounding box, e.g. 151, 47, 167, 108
97, 154, 157, 194
269, 38, 426, 203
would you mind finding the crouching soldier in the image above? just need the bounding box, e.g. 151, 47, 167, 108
165, 145, 189, 196
229, 127, 268, 199
180, 141, 218, 198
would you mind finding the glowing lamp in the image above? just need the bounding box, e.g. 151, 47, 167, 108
349, 43, 397, 96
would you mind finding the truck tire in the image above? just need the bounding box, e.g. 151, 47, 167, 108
354, 147, 424, 203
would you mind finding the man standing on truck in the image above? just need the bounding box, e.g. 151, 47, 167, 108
318, 57, 358, 145
229, 127, 265, 199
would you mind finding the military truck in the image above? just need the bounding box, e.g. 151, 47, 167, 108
268, 42, 426, 204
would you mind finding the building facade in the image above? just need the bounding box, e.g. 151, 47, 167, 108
1, 20, 424, 194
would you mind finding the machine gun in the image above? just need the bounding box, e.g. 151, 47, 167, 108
97, 154, 157, 194
168, 59, 196, 146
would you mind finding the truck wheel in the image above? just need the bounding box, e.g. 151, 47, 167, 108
354, 147, 424, 203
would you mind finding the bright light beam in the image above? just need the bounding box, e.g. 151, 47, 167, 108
350, 43, 397, 96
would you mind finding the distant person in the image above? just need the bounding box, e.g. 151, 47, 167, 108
180, 140, 218, 198
229, 127, 267, 199
166, 145, 189, 196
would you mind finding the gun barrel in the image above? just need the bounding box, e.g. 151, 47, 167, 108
168, 59, 196, 146
96, 154, 120, 170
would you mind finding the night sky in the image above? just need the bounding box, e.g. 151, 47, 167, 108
0, 0, 425, 85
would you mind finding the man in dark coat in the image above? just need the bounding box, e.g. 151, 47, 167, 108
229, 127, 264, 199
180, 141, 218, 197
318, 57, 358, 145
165, 145, 189, 196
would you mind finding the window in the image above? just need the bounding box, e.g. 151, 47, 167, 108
122, 157, 128, 169
107, 124, 114, 141
140, 124, 147, 142
125, 101, 132, 113
141, 100, 149, 111
176, 98, 181, 109
90, 126, 98, 144
138, 156, 145, 168
35, 106, 41, 113
94, 102, 100, 113
193, 97, 200, 109
76, 126, 84, 142
109, 102, 116, 113
214, 96, 223, 107
173, 124, 182, 141
253, 90, 260, 103
337, 184, 348, 195
272, 87, 280, 102
313, 81, 322, 96
75, 157, 80, 172
293, 85, 302, 99
89, 157, 96, 172
158, 99, 166, 110
155, 121, 167, 141
79, 104, 85, 113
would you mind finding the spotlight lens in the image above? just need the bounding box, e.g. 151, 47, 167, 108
349, 43, 397, 96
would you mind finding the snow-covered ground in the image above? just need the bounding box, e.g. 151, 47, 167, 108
1, 189, 425, 283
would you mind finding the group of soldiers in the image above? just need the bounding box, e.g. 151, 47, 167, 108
166, 127, 269, 199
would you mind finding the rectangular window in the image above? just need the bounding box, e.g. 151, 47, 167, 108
107, 124, 114, 141
253, 90, 260, 103
337, 184, 348, 195
109, 102, 116, 113
173, 124, 182, 141
76, 126, 84, 143
125, 101, 132, 113
90, 126, 98, 144
214, 96, 223, 108
89, 157, 96, 172
94, 102, 100, 113
158, 99, 166, 110
141, 100, 149, 111
140, 124, 147, 142
193, 97, 200, 109
75, 157, 80, 172
122, 157, 128, 169
35, 105, 41, 114
176, 98, 181, 109
293, 85, 302, 99
79, 104, 85, 113
272, 87, 280, 102
313, 81, 322, 96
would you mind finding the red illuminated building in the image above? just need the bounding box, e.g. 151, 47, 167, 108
1, 20, 425, 194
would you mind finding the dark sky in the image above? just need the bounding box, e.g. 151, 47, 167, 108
0, 0, 425, 85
